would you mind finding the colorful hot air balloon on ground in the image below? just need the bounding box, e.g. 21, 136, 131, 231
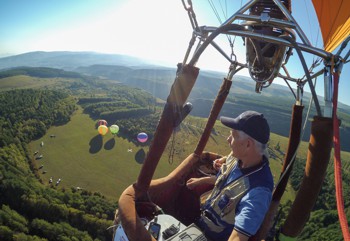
137, 132, 148, 143
98, 119, 107, 126
98, 125, 108, 135
110, 124, 119, 135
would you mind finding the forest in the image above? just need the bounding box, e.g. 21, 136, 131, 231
272, 157, 350, 241
77, 81, 161, 144
0, 89, 117, 240
0, 80, 163, 240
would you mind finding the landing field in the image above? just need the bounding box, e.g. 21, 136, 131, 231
30, 106, 151, 200
29, 106, 300, 202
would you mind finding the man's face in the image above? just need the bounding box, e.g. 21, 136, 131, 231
227, 129, 248, 159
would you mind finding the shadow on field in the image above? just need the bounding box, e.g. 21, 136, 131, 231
89, 135, 103, 154
104, 138, 115, 150
135, 149, 146, 164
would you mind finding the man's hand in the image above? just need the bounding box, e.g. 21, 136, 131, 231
213, 157, 226, 171
228, 230, 249, 241
186, 178, 202, 190
186, 176, 216, 190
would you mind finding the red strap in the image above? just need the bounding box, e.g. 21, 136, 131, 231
332, 72, 350, 241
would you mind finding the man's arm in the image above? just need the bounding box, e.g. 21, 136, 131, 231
186, 176, 216, 189
228, 229, 249, 241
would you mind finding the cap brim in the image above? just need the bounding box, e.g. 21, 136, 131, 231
220, 116, 241, 130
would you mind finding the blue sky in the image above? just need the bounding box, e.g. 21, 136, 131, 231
1, 0, 350, 107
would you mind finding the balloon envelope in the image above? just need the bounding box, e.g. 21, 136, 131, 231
98, 119, 107, 126
110, 124, 119, 135
137, 132, 148, 143
98, 125, 108, 135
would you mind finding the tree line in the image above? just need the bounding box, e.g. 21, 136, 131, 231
0, 89, 76, 147
0, 67, 83, 79
78, 85, 161, 143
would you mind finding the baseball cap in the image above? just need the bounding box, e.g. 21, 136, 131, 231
220, 111, 270, 144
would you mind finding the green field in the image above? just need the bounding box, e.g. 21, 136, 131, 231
0, 75, 76, 91
29, 106, 232, 201
29, 106, 216, 199
29, 105, 301, 203
29, 106, 148, 201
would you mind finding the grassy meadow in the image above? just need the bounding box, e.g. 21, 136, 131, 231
29, 105, 301, 203
0, 75, 76, 91
30, 106, 149, 201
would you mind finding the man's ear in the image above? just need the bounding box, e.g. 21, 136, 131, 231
246, 138, 254, 149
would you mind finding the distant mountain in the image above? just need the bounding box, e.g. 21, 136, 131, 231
0, 51, 150, 70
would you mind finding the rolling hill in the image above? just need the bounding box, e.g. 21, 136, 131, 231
1, 51, 350, 151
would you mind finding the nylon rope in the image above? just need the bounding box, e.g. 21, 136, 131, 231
302, 0, 322, 72
332, 71, 350, 241
208, 0, 223, 23
207, 0, 236, 54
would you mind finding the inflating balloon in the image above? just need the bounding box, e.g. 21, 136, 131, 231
110, 124, 119, 135
98, 119, 107, 126
137, 132, 148, 143
98, 125, 108, 135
